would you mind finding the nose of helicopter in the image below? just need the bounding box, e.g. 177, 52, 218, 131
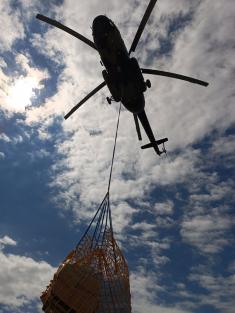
92, 15, 114, 41
93, 15, 109, 31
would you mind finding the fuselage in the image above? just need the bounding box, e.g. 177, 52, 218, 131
92, 15, 146, 114
36, 11, 168, 156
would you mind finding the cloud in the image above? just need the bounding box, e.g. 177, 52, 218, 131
130, 267, 190, 313
190, 181, 234, 203
1, 2, 234, 312
0, 237, 55, 309
0, 0, 25, 51
142, 0, 235, 150
181, 213, 234, 253
0, 133, 11, 142
211, 135, 235, 157
154, 200, 174, 215
0, 53, 49, 115
26, 0, 234, 225
0, 152, 5, 159
131, 221, 156, 231
210, 134, 235, 168
180, 163, 234, 254
228, 260, 235, 273
0, 235, 17, 249
0, 58, 7, 68
111, 201, 138, 233
177, 143, 235, 254
188, 267, 235, 313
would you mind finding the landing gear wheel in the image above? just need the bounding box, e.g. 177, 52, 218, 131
106, 97, 112, 104
146, 79, 151, 88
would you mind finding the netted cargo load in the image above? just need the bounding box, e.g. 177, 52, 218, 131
41, 192, 131, 313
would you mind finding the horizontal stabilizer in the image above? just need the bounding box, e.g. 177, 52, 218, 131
141, 137, 168, 149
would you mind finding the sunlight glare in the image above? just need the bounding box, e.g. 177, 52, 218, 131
6, 77, 38, 111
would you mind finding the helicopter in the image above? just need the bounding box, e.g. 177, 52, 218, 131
36, 0, 209, 156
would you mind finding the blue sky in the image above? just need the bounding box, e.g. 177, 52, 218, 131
0, 0, 235, 312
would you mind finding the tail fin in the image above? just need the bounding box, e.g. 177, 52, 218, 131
141, 137, 168, 151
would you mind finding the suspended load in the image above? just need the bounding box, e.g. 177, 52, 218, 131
41, 192, 132, 313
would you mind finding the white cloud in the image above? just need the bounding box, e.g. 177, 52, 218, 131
0, 237, 55, 309
154, 200, 174, 215
0, 0, 25, 51
155, 216, 174, 229
181, 213, 234, 253
28, 0, 234, 218
10, 0, 235, 152
0, 1, 234, 312
189, 268, 235, 313
141, 0, 235, 150
112, 201, 138, 233
228, 260, 235, 273
131, 221, 156, 231
0, 235, 17, 249
210, 135, 235, 168
0, 152, 5, 159
130, 268, 190, 313
212, 135, 235, 156
0, 53, 49, 115
0, 57, 7, 68
190, 180, 234, 203
179, 155, 234, 254
0, 133, 11, 142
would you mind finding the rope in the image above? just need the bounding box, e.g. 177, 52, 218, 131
75, 104, 121, 250
107, 103, 122, 194
75, 192, 108, 249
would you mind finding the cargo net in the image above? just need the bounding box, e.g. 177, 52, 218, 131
41, 192, 131, 313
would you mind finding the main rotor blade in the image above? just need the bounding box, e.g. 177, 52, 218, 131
64, 81, 106, 119
129, 0, 158, 54
36, 14, 97, 50
133, 114, 142, 141
141, 68, 209, 87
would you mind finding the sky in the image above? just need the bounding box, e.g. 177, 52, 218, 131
0, 0, 235, 312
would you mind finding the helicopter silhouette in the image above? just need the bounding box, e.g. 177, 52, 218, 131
36, 0, 208, 156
